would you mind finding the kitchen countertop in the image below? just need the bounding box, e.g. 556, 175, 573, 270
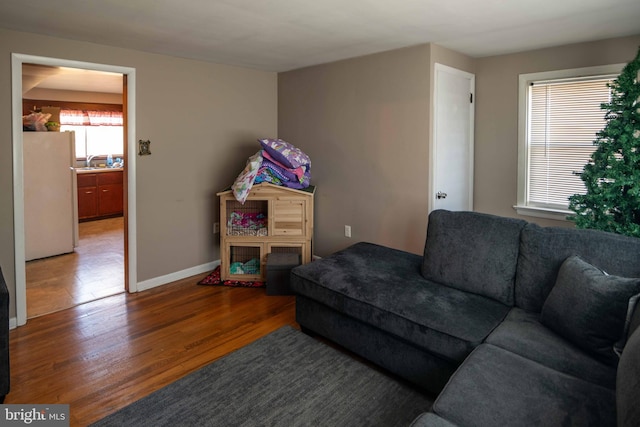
75, 167, 124, 174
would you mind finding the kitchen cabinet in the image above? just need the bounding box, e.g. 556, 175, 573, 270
77, 173, 98, 219
77, 169, 123, 221
217, 183, 315, 281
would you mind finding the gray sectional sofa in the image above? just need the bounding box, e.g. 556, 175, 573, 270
290, 210, 640, 427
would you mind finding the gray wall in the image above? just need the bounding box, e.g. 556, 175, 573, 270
278, 43, 475, 257
279, 34, 640, 258
279, 45, 433, 256
0, 28, 277, 319
278, 46, 430, 256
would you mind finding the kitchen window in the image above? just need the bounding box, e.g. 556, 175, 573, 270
515, 64, 623, 221
59, 109, 123, 159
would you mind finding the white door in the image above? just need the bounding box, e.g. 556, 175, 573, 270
432, 63, 474, 212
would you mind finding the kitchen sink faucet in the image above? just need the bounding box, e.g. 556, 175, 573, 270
86, 154, 96, 167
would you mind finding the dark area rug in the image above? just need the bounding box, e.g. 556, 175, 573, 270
91, 326, 432, 427
197, 265, 264, 288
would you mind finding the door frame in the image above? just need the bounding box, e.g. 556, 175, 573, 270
11, 53, 138, 327
430, 62, 475, 213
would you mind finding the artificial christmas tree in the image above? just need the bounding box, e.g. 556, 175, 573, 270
568, 47, 640, 237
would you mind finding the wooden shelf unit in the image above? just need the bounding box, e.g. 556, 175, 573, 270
217, 183, 315, 281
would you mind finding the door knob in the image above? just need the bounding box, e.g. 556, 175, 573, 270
436, 191, 448, 199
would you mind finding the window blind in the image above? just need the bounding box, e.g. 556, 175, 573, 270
527, 76, 615, 208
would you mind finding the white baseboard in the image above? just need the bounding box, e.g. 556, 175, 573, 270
9, 317, 17, 330
136, 260, 220, 292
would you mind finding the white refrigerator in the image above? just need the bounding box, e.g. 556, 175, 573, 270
23, 131, 79, 261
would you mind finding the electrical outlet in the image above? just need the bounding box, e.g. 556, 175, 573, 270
213, 222, 220, 234
345, 225, 352, 238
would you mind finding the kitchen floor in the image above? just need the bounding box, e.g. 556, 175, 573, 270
26, 217, 124, 318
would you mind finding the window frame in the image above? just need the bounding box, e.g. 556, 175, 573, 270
515, 63, 624, 221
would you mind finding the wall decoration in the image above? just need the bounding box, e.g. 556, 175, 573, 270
138, 139, 151, 156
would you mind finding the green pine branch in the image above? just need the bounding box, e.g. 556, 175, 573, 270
568, 46, 640, 237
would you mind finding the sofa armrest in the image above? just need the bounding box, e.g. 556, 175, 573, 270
618, 324, 640, 427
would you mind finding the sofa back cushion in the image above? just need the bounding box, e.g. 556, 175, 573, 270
540, 255, 640, 366
515, 224, 640, 312
422, 210, 527, 306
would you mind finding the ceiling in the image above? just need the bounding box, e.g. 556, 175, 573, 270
22, 64, 123, 95
5, 0, 640, 92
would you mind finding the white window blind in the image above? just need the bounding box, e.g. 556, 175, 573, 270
526, 76, 615, 209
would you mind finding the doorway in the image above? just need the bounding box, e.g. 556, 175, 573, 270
11, 54, 138, 327
431, 63, 475, 212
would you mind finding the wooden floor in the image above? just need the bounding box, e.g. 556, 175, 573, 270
8, 275, 297, 426
26, 217, 124, 318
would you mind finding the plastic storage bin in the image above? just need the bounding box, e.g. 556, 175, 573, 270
266, 253, 301, 295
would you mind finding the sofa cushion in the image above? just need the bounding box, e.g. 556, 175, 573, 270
486, 308, 616, 389
540, 255, 640, 365
409, 412, 459, 427
421, 210, 527, 306
432, 344, 616, 427
617, 324, 640, 427
515, 223, 640, 312
291, 242, 511, 363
